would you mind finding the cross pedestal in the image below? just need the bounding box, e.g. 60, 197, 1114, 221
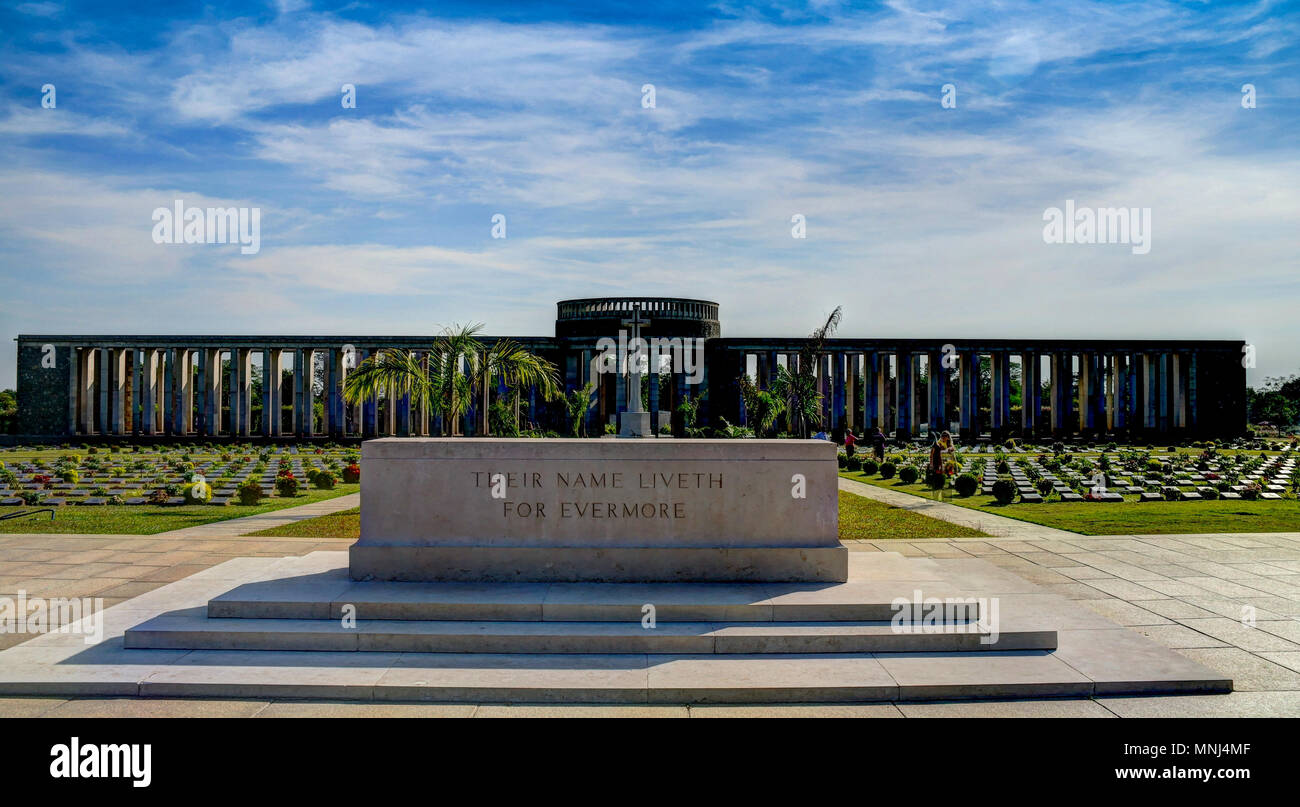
619, 304, 653, 437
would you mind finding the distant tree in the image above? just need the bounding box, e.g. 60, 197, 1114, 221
737, 375, 784, 436
771, 307, 841, 438
345, 324, 560, 437
1249, 373, 1300, 430
565, 382, 596, 437
0, 388, 16, 434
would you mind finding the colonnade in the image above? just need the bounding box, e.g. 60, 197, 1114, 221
729, 347, 1205, 440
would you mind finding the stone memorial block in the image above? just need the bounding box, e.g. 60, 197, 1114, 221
352, 438, 846, 583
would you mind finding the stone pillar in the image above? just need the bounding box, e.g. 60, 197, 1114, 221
1105, 355, 1118, 431
895, 352, 913, 439
261, 350, 275, 437
141, 349, 158, 435
361, 349, 379, 438
96, 347, 112, 435
195, 349, 209, 436
109, 348, 128, 435
1021, 351, 1039, 438
272, 349, 285, 436
176, 350, 188, 435
76, 348, 95, 434
227, 348, 239, 438
165, 348, 179, 436
647, 343, 660, 433
927, 350, 947, 436
1126, 354, 1141, 433
201, 349, 222, 436
227, 349, 240, 438
234, 348, 253, 437
988, 352, 1005, 439
958, 351, 976, 440
291, 348, 306, 437
861, 352, 879, 431
130, 349, 142, 435
1078, 353, 1092, 433
831, 352, 846, 433
1172, 353, 1185, 430
182, 350, 195, 434
1050, 352, 1070, 436
1187, 353, 1199, 434
818, 354, 832, 431
327, 348, 346, 439
846, 354, 859, 431
396, 360, 412, 437
1156, 352, 1170, 434
1141, 353, 1156, 431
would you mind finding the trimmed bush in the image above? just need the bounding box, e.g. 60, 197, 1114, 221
991, 479, 1016, 505
899, 465, 919, 485
837, 452, 848, 468
342, 463, 361, 484
275, 474, 300, 498
182, 481, 212, 504
312, 470, 337, 490
1036, 478, 1054, 496
237, 478, 263, 505
954, 473, 978, 497
861, 459, 879, 476
879, 461, 896, 479
844, 455, 862, 472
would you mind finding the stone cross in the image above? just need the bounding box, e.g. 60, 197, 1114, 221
621, 303, 650, 414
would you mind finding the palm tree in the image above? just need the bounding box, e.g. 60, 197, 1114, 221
475, 338, 563, 435
737, 374, 785, 436
344, 324, 559, 436
772, 307, 842, 438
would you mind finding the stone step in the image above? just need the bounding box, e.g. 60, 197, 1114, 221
208, 577, 982, 623
64, 646, 1228, 703
125, 614, 1050, 655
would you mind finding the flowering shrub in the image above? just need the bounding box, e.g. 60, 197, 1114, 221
311, 470, 337, 490
342, 463, 361, 484
275, 474, 300, 497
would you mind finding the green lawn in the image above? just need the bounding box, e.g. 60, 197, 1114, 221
840, 471, 1300, 535
837, 490, 988, 539
0, 484, 359, 534
249, 506, 361, 538
245, 495, 987, 541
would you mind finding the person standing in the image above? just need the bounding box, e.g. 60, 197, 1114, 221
844, 428, 857, 457
871, 424, 886, 462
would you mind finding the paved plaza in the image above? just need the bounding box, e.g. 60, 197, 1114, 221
1, 484, 1297, 716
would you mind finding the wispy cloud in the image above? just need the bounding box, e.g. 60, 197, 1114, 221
0, 0, 1297, 389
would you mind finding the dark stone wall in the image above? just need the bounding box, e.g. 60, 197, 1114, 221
16, 341, 71, 436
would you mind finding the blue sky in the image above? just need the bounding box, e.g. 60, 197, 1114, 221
1, 0, 1297, 389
